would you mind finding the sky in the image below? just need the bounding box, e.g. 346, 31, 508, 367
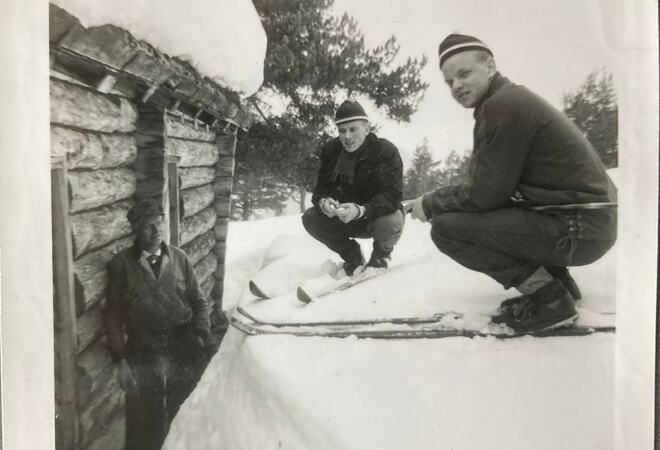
331, 0, 620, 166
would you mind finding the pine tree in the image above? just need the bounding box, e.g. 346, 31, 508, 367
403, 139, 436, 199
233, 0, 429, 219
562, 68, 618, 168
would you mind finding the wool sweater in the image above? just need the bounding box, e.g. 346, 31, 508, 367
422, 73, 617, 217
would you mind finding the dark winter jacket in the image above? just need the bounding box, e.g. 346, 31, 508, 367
312, 133, 403, 219
422, 73, 617, 218
105, 242, 210, 358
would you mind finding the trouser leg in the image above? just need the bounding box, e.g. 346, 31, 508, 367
430, 208, 615, 290
366, 209, 405, 255
125, 354, 168, 450
164, 334, 207, 425
302, 207, 361, 262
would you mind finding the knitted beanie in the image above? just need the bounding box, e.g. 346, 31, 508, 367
438, 33, 493, 67
334, 100, 368, 125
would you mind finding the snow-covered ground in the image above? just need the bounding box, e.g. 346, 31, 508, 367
165, 208, 616, 450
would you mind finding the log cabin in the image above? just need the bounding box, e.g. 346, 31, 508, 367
49, 3, 256, 448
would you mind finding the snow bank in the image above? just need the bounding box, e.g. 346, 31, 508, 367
165, 211, 617, 449
52, 0, 266, 96
166, 330, 614, 450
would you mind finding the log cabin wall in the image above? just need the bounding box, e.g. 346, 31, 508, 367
51, 72, 136, 449
49, 5, 249, 448
165, 112, 219, 305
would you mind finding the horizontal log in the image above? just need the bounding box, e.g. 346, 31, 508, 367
78, 374, 124, 449
76, 339, 116, 408
213, 176, 233, 197
214, 196, 232, 219
74, 270, 106, 315
181, 230, 215, 266
214, 260, 225, 280
166, 139, 218, 168
201, 274, 215, 300
50, 78, 137, 132
211, 279, 224, 305
74, 237, 133, 314
165, 113, 216, 142
82, 412, 125, 450
180, 207, 216, 246
51, 126, 137, 170
69, 168, 136, 213
78, 303, 105, 352
71, 200, 133, 258
215, 132, 236, 156
215, 155, 234, 177
214, 218, 229, 242
214, 240, 226, 258
74, 236, 133, 282
194, 252, 217, 286
179, 167, 216, 190
181, 184, 214, 218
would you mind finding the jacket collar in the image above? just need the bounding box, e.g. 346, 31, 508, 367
473, 72, 511, 116
133, 240, 170, 280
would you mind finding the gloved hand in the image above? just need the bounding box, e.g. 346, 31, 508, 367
319, 197, 339, 217
117, 358, 138, 392
402, 196, 428, 222
336, 203, 363, 223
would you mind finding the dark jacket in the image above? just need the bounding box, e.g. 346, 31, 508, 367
312, 133, 403, 219
422, 73, 617, 217
105, 242, 210, 358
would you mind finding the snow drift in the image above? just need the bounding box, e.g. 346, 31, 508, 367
164, 212, 616, 449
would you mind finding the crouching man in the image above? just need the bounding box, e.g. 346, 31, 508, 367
404, 34, 616, 333
303, 100, 405, 275
105, 201, 210, 450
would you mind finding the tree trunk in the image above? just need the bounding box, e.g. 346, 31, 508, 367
242, 192, 251, 221
298, 185, 307, 213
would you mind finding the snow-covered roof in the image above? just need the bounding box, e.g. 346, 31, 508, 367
51, 0, 266, 97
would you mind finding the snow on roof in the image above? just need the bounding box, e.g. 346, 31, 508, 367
51, 0, 266, 96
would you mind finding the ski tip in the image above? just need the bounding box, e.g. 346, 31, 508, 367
249, 280, 269, 299
296, 286, 313, 304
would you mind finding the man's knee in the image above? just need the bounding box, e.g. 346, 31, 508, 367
430, 213, 465, 251
371, 210, 404, 248
302, 207, 323, 233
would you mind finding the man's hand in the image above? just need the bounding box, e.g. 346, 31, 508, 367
402, 196, 428, 222
335, 203, 362, 223
117, 359, 138, 392
319, 197, 339, 217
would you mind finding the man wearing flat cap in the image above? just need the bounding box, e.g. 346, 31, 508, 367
404, 33, 616, 332
105, 200, 210, 450
302, 100, 405, 275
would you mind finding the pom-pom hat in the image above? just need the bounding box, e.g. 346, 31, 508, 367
438, 33, 493, 68
334, 100, 368, 125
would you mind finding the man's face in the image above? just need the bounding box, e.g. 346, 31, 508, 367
137, 215, 164, 252
337, 120, 369, 153
441, 51, 495, 108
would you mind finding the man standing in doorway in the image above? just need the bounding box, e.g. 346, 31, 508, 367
105, 200, 211, 450
303, 100, 405, 275
404, 34, 617, 332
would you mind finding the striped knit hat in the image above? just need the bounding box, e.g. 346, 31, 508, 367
438, 33, 493, 68
334, 100, 368, 125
